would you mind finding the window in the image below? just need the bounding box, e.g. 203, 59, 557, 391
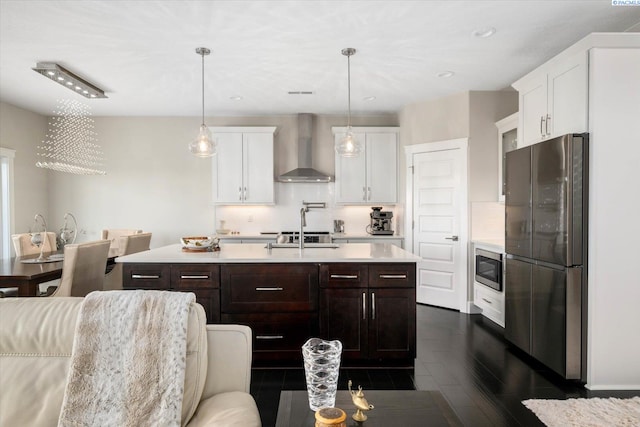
0, 147, 15, 259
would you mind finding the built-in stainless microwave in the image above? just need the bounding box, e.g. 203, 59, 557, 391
475, 248, 503, 292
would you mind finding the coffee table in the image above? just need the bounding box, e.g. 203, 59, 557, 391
275, 390, 462, 427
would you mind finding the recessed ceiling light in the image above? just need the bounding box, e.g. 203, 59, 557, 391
472, 27, 496, 38
437, 71, 455, 78
363, 96, 376, 102
230, 96, 243, 101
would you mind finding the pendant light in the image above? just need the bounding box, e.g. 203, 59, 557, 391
189, 47, 216, 158
335, 47, 362, 157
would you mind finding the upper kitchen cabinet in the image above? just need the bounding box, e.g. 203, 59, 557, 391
211, 127, 277, 205
332, 127, 399, 204
513, 51, 588, 148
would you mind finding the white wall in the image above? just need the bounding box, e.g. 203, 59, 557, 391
468, 91, 519, 203
0, 102, 49, 254
586, 48, 640, 389
40, 114, 396, 247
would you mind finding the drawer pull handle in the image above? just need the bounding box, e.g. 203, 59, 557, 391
256, 335, 284, 340
181, 275, 209, 279
379, 274, 407, 279
131, 274, 160, 279
331, 274, 358, 279
256, 287, 284, 291
482, 298, 493, 305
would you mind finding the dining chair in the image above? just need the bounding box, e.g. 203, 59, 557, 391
11, 232, 57, 256
101, 229, 143, 253
3, 232, 60, 296
49, 240, 111, 297
103, 232, 152, 291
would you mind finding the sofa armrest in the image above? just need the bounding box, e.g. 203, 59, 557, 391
201, 324, 253, 399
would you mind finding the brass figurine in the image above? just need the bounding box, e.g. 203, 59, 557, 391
348, 380, 374, 422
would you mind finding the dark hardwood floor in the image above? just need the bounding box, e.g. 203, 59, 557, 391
251, 303, 640, 427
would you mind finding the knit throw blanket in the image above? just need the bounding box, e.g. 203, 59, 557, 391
58, 290, 196, 427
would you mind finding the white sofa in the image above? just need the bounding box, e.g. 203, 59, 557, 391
0, 297, 262, 426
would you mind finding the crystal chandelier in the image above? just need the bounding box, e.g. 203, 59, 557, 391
36, 99, 106, 175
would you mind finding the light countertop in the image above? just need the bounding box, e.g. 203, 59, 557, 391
117, 243, 420, 264
331, 233, 403, 240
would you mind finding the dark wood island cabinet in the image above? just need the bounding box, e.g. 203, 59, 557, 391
319, 263, 416, 363
119, 243, 418, 366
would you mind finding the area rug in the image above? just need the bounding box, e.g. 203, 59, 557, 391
522, 396, 640, 427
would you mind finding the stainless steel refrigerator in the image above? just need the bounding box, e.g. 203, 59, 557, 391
504, 133, 588, 381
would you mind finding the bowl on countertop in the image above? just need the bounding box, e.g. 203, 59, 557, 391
216, 229, 230, 235
181, 236, 217, 249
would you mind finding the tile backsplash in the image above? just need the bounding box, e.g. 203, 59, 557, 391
214, 183, 398, 235
471, 201, 505, 242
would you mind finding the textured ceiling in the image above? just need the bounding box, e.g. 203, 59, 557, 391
1, 0, 639, 117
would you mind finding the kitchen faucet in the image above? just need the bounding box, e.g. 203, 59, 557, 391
299, 207, 308, 249
299, 201, 326, 250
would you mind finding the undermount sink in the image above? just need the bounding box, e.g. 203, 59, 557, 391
266, 243, 340, 249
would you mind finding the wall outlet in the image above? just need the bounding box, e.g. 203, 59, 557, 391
248, 215, 253, 222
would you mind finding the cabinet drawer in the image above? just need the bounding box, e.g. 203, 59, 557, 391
474, 283, 505, 327
123, 264, 171, 289
222, 313, 316, 359
320, 264, 368, 288
171, 264, 219, 289
221, 264, 318, 313
368, 264, 415, 288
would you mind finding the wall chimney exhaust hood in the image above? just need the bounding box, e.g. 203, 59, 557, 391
278, 113, 333, 183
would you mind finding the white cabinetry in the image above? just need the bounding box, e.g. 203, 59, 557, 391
514, 51, 588, 147
472, 241, 505, 328
332, 127, 399, 204
211, 127, 276, 204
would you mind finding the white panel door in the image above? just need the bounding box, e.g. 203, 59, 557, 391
243, 132, 274, 204
413, 148, 463, 309
213, 132, 244, 203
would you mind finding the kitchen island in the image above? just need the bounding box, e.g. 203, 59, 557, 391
117, 243, 420, 365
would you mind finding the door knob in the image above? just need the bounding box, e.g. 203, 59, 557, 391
445, 235, 459, 241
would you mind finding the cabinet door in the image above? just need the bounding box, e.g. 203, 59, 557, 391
221, 264, 318, 313
243, 132, 274, 204
519, 74, 547, 147
171, 264, 220, 323
122, 264, 171, 290
320, 288, 368, 360
369, 263, 415, 288
368, 288, 416, 360
504, 258, 532, 354
547, 52, 588, 138
222, 313, 317, 362
213, 132, 244, 203
366, 132, 397, 203
335, 132, 367, 203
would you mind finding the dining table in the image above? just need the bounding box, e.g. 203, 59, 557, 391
0, 248, 119, 297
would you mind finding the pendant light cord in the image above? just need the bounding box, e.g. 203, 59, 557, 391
201, 51, 205, 126
347, 53, 351, 128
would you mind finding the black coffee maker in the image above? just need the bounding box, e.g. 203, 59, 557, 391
369, 207, 394, 235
